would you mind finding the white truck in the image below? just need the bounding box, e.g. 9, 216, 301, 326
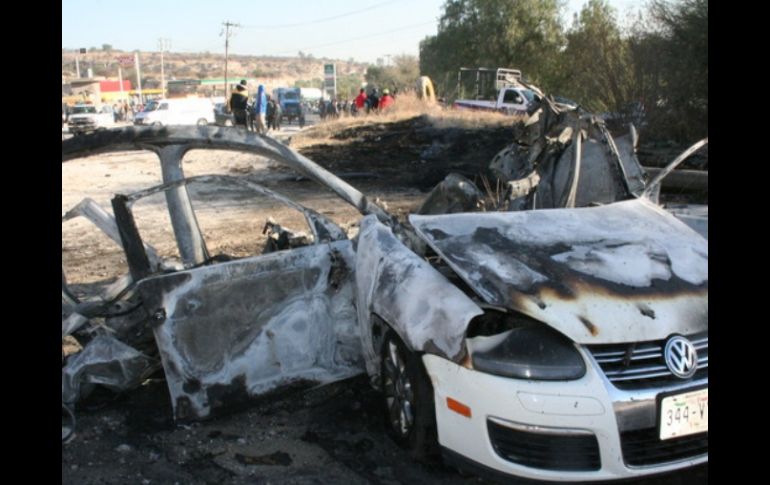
133, 98, 216, 127
67, 104, 117, 135
298, 87, 323, 102
452, 68, 543, 115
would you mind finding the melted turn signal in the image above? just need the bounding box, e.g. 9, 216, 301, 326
447, 397, 472, 418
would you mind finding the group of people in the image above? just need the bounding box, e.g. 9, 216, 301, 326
353, 87, 395, 115
228, 80, 399, 132
317, 87, 398, 120
111, 101, 132, 122
228, 80, 283, 134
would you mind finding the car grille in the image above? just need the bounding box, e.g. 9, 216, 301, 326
587, 332, 708, 389
620, 427, 707, 466
487, 420, 600, 471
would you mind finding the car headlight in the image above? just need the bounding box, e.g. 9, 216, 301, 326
467, 311, 585, 380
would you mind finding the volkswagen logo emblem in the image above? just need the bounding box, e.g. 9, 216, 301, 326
664, 336, 698, 379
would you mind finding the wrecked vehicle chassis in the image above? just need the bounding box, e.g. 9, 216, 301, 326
62, 126, 391, 421
63, 125, 707, 483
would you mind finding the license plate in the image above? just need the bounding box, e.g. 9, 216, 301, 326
659, 388, 708, 440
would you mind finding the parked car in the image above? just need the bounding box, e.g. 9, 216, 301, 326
63, 110, 707, 481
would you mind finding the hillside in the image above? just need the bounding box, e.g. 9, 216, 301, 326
61, 48, 369, 91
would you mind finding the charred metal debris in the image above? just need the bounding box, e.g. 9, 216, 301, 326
62, 106, 707, 439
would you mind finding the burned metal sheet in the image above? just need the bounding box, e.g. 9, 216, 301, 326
355, 215, 483, 376
137, 240, 363, 420
62, 335, 159, 404
410, 198, 707, 344
491, 95, 648, 212
416, 173, 485, 215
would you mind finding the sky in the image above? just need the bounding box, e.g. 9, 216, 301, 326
62, 0, 645, 64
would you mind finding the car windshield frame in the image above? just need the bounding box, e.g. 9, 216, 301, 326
71, 105, 97, 114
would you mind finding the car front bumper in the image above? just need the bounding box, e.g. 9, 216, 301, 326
422, 353, 707, 482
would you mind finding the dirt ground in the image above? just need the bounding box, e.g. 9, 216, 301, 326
62, 117, 707, 484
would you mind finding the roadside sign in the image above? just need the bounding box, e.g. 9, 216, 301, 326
324, 64, 336, 99
116, 55, 134, 67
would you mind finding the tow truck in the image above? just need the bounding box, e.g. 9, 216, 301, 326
452, 67, 543, 115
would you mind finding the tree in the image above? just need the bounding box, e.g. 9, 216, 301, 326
646, 0, 708, 141
102, 44, 113, 52
294, 78, 323, 88
558, 0, 635, 113
365, 55, 419, 93
337, 73, 366, 100
420, 0, 565, 97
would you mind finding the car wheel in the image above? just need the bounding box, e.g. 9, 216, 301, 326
152, 122, 162, 127
196, 118, 208, 126
380, 329, 438, 461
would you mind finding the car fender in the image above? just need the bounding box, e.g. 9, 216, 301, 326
355, 215, 483, 379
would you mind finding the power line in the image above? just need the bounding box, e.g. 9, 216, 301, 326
268, 21, 435, 56
241, 0, 401, 30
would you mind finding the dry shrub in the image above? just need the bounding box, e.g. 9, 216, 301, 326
292, 92, 524, 149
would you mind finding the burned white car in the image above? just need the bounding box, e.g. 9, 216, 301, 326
62, 102, 707, 482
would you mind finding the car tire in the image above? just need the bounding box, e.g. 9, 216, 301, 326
152, 122, 162, 127
196, 118, 208, 126
380, 329, 438, 461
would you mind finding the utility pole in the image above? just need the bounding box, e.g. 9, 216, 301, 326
134, 52, 144, 105
76, 47, 86, 78
221, 21, 240, 100
158, 38, 171, 98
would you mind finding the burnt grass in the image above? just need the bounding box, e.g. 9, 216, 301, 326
62, 375, 707, 484
62, 376, 495, 485
299, 115, 513, 190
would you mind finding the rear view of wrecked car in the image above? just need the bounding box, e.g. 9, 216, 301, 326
62, 93, 706, 482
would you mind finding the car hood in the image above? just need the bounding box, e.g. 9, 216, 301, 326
409, 198, 708, 344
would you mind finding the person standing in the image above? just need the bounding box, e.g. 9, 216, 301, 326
273, 99, 282, 130
253, 85, 268, 134
366, 88, 379, 114
228, 80, 249, 129
298, 102, 306, 128
266, 95, 276, 131
354, 88, 367, 116
379, 88, 395, 111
